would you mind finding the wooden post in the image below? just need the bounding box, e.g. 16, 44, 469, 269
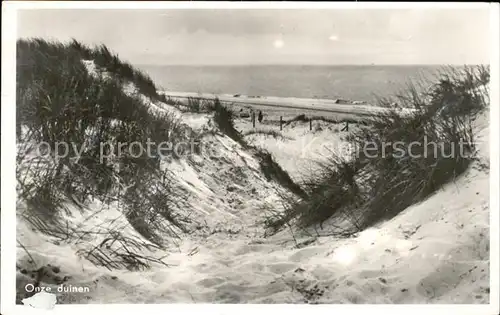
280, 116, 283, 131
252, 112, 256, 128
341, 121, 349, 132
16, 123, 21, 139
309, 118, 312, 131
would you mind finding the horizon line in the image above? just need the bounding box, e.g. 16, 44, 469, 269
136, 63, 486, 67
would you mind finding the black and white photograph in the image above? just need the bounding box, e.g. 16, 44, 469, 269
1, 1, 499, 312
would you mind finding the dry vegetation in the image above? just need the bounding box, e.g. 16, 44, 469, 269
265, 66, 489, 235
16, 38, 193, 271
16, 37, 489, 270
16, 38, 306, 274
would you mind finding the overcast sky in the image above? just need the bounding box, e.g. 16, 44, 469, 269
17, 9, 490, 65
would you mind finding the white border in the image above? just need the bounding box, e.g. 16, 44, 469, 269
2, 1, 494, 10
1, 0, 19, 313
1, 2, 499, 315
488, 3, 500, 314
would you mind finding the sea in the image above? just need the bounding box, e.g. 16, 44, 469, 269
139, 65, 445, 104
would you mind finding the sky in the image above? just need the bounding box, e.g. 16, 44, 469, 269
17, 8, 491, 65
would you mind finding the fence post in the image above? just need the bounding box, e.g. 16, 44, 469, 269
252, 112, 256, 128
341, 121, 349, 132
16, 123, 21, 139
309, 118, 312, 131
280, 116, 283, 131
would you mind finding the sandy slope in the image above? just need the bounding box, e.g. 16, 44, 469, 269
16, 110, 490, 304
15, 62, 490, 304
235, 118, 358, 182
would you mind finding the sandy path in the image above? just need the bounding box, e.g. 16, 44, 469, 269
16, 112, 490, 304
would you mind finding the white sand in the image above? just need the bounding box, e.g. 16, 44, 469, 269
15, 61, 490, 304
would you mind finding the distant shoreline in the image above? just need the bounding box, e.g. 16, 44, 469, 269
140, 64, 444, 104
137, 64, 467, 68
161, 91, 417, 118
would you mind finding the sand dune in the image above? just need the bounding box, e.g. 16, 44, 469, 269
15, 61, 490, 305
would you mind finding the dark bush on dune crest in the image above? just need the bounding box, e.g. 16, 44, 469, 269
208, 98, 306, 198
208, 97, 246, 146
265, 66, 489, 235
16, 38, 192, 261
286, 114, 309, 125
255, 150, 307, 199
184, 97, 216, 113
